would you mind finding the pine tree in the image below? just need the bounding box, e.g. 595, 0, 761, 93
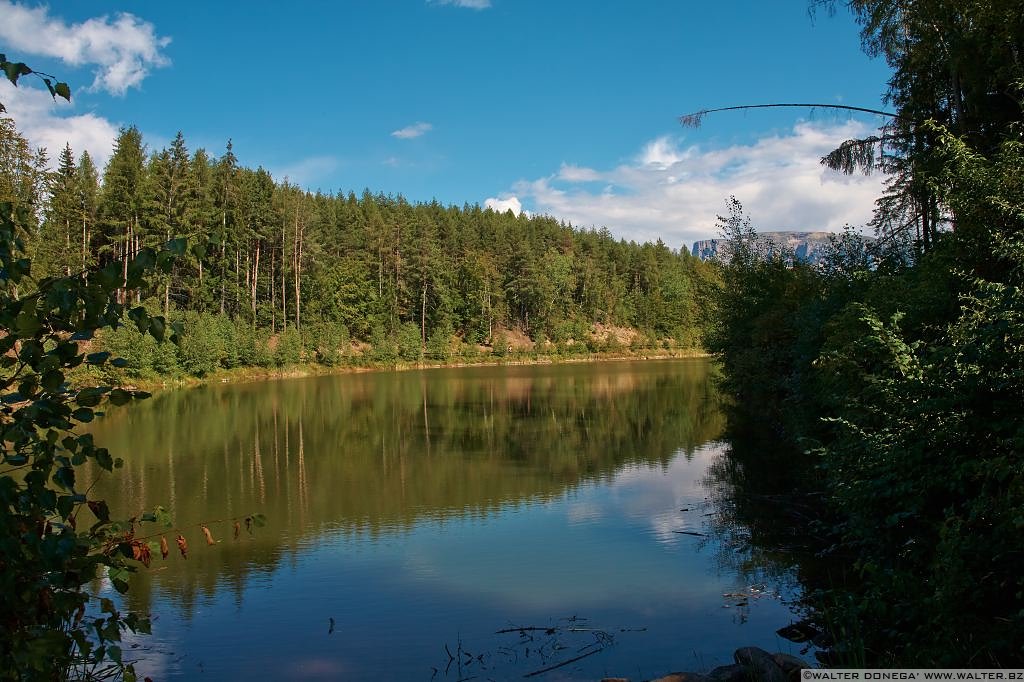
75, 151, 100, 273
38, 143, 78, 276
183, 148, 216, 311
212, 141, 241, 316
98, 126, 146, 302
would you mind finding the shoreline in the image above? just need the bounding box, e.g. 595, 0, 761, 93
118, 348, 714, 393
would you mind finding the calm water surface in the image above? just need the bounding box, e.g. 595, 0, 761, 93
88, 359, 800, 681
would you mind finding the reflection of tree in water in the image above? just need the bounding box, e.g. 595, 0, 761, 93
700, 405, 830, 623
85, 360, 725, 618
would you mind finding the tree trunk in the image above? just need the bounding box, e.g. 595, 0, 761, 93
81, 214, 88, 274
252, 241, 260, 326
235, 248, 240, 316
220, 214, 227, 315
64, 219, 71, 276
293, 209, 303, 331
282, 219, 287, 329
270, 246, 276, 333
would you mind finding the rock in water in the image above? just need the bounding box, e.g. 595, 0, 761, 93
650, 674, 710, 682
707, 663, 749, 682
734, 646, 787, 682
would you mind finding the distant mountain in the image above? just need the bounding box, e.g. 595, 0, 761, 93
691, 231, 870, 265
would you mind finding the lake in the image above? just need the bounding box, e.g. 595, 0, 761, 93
87, 358, 803, 680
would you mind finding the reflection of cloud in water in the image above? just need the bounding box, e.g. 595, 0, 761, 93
372, 445, 732, 612
606, 442, 726, 545
647, 511, 699, 546
123, 625, 180, 681
566, 499, 604, 524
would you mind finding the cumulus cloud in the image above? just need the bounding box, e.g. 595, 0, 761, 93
508, 122, 886, 249
429, 0, 492, 8
0, 81, 119, 169
0, 1, 170, 95
483, 195, 525, 215
391, 122, 433, 139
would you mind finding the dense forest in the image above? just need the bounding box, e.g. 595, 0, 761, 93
710, 0, 1024, 667
0, 118, 718, 379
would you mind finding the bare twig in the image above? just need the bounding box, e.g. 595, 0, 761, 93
495, 626, 555, 635
522, 648, 602, 678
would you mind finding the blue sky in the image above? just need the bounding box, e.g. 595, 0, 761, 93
0, 0, 892, 248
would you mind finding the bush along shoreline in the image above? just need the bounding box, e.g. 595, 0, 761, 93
82, 315, 709, 391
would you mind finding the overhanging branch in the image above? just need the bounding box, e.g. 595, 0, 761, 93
679, 103, 898, 128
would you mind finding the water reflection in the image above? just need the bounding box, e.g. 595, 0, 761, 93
87, 359, 802, 680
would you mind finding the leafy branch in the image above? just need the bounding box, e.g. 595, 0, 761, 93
0, 52, 71, 112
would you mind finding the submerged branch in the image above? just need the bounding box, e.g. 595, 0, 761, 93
522, 648, 602, 678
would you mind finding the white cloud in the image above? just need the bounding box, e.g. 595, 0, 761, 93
557, 163, 602, 182
390, 122, 433, 139
508, 121, 886, 249
0, 80, 119, 169
0, 1, 170, 95
429, 0, 492, 8
640, 136, 689, 170
483, 195, 525, 215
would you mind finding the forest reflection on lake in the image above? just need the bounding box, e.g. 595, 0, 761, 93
87, 359, 802, 681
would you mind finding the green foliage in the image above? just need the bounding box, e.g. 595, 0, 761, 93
274, 327, 303, 366
397, 321, 423, 362
4, 112, 720, 372
100, 322, 157, 380
368, 324, 398, 364
426, 321, 454, 361
810, 134, 1024, 665
240, 327, 274, 368
0, 53, 70, 114
175, 311, 224, 376
0, 196, 177, 679
706, 198, 829, 433
712, 131, 1024, 665
491, 330, 510, 357
306, 321, 349, 366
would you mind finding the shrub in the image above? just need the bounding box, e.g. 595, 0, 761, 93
275, 326, 303, 366
427, 322, 454, 361
99, 322, 155, 379
369, 324, 398, 363
397, 322, 423, 362
307, 322, 349, 366
176, 312, 224, 376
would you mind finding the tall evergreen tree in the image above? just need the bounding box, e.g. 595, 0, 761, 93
75, 151, 100, 274
38, 143, 78, 276
98, 126, 146, 302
